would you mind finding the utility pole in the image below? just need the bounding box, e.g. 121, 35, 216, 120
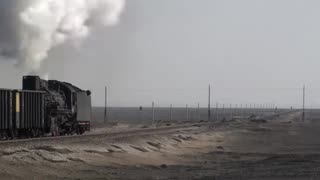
245, 104, 248, 117
152, 102, 155, 125
104, 86, 107, 123
302, 85, 305, 121
198, 103, 201, 121
186, 104, 189, 121
230, 104, 233, 120
222, 104, 225, 120
170, 104, 173, 121
216, 103, 219, 121
235, 104, 238, 115
208, 84, 211, 121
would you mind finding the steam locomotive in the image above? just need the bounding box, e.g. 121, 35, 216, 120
0, 76, 92, 139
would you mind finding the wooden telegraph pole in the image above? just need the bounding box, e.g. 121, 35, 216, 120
302, 85, 305, 121
104, 86, 107, 123
208, 84, 211, 121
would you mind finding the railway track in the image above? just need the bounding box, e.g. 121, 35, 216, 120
0, 122, 209, 147
0, 111, 301, 148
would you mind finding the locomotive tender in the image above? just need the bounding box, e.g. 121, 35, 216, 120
0, 76, 92, 139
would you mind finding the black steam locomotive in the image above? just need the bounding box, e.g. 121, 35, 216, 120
0, 76, 91, 139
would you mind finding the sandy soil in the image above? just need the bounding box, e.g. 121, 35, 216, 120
0, 111, 319, 179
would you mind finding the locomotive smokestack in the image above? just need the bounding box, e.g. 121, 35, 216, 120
23, 75, 41, 91
0, 0, 126, 73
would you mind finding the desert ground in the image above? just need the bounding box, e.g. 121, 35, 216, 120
0, 109, 318, 179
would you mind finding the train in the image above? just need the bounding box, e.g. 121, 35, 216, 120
0, 76, 92, 139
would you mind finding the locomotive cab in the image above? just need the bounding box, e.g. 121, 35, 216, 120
74, 91, 91, 132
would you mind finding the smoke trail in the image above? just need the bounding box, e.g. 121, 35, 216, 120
0, 0, 125, 72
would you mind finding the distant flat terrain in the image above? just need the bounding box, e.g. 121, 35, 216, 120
91, 106, 282, 124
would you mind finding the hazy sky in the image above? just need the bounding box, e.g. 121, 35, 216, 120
1, 0, 320, 108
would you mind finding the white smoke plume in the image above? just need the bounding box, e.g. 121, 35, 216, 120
0, 0, 125, 72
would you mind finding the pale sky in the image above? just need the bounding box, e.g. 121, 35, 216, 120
1, 0, 320, 108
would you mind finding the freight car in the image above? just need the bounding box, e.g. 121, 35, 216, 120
0, 76, 92, 139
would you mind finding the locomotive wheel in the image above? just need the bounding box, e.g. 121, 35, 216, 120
2, 131, 8, 140
0, 131, 3, 140
31, 129, 38, 138
26, 130, 32, 138
0, 131, 4, 140
35, 129, 41, 137
8, 130, 14, 140
76, 126, 85, 135
50, 117, 60, 136
51, 128, 59, 136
